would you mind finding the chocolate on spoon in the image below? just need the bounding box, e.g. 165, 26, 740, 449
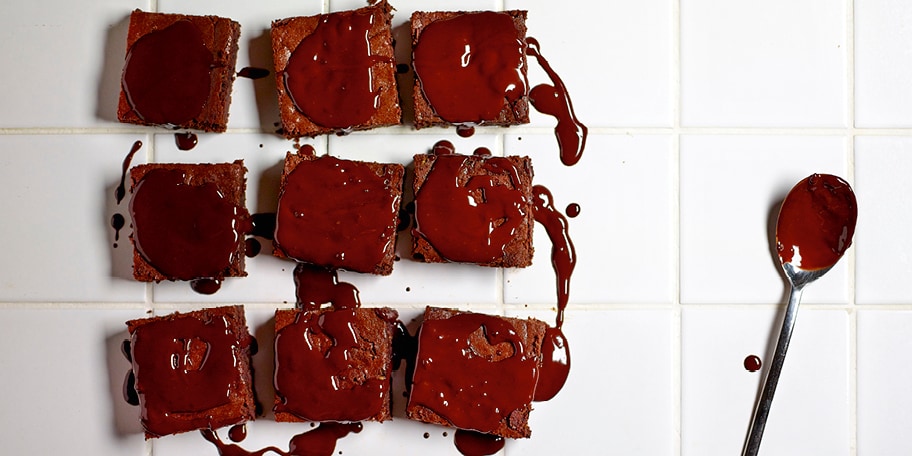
742, 174, 857, 456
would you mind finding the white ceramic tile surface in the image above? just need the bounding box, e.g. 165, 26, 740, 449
854, 136, 912, 305
855, 0, 912, 128
681, 0, 847, 127
0, 0, 909, 455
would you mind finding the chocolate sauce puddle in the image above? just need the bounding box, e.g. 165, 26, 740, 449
525, 38, 587, 166
201, 422, 362, 456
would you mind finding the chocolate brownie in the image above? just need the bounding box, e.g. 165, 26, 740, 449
117, 10, 240, 132
273, 152, 404, 275
410, 10, 530, 129
129, 160, 250, 283
125, 306, 256, 438
411, 147, 534, 267
273, 306, 398, 422
406, 307, 547, 438
271, 1, 401, 137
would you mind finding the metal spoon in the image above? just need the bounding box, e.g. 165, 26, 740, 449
742, 174, 857, 456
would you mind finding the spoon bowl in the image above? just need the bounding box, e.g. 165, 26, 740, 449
742, 174, 857, 456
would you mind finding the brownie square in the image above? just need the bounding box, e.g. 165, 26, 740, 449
411, 152, 534, 267
273, 307, 398, 422
117, 10, 240, 132
410, 10, 530, 129
271, 1, 401, 137
273, 152, 404, 275
125, 306, 256, 438
406, 307, 547, 438
129, 160, 249, 283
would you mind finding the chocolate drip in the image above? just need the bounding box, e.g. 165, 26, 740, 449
526, 38, 587, 166
228, 423, 247, 443
453, 429, 505, 456
531, 185, 577, 401
413, 12, 526, 123
744, 355, 762, 372
111, 213, 126, 248
174, 132, 198, 151
245, 238, 262, 258
250, 213, 277, 240
392, 321, 418, 394
123, 370, 139, 406
238, 67, 270, 80
202, 424, 364, 456
122, 20, 214, 125
115, 140, 143, 204
566, 203, 581, 218
293, 263, 360, 311
283, 8, 388, 128
456, 125, 475, 138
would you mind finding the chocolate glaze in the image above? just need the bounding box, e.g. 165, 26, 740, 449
408, 312, 539, 433
413, 152, 527, 263
453, 429, 505, 456
238, 67, 270, 80
275, 155, 401, 273
116, 140, 143, 204
432, 140, 455, 155
566, 203, 581, 218
776, 174, 857, 271
129, 168, 243, 281
130, 312, 250, 437
274, 308, 388, 421
531, 185, 576, 401
525, 38, 587, 167
283, 8, 388, 128
175, 132, 199, 151
744, 355, 762, 372
122, 20, 214, 126
413, 12, 527, 124
201, 422, 362, 456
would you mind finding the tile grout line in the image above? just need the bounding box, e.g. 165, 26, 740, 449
672, 0, 683, 454
845, 0, 858, 453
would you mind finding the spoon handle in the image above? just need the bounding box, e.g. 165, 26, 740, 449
742, 285, 804, 456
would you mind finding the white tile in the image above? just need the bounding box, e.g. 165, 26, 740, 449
857, 310, 912, 455
0, 135, 147, 302
505, 308, 674, 455
854, 136, 912, 304
855, 0, 912, 127
507, 0, 674, 127
0, 308, 147, 454
504, 133, 675, 305
0, 0, 148, 128
680, 135, 850, 304
681, 307, 849, 456
681, 0, 847, 127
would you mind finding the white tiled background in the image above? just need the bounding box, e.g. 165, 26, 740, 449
0, 0, 910, 455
